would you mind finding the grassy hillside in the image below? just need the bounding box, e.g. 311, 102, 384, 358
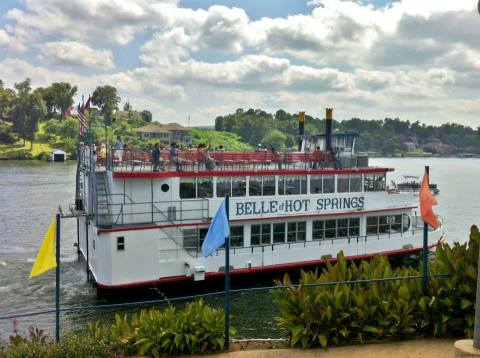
0, 121, 54, 159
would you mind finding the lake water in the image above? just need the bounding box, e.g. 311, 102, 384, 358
0, 158, 479, 339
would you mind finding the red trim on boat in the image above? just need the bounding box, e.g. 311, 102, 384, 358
96, 206, 417, 233
112, 167, 393, 179
95, 241, 440, 290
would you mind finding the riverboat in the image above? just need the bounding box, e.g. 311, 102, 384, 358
72, 109, 444, 293
392, 175, 440, 195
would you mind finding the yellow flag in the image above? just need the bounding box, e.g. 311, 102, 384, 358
29, 218, 57, 278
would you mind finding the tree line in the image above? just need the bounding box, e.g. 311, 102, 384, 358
215, 108, 480, 155
0, 78, 153, 151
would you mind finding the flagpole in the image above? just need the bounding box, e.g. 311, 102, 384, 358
224, 195, 230, 350
55, 213, 61, 343
422, 165, 429, 295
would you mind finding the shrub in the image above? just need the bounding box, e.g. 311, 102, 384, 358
87, 299, 232, 356
272, 225, 480, 348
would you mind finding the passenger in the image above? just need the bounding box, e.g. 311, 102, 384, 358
169, 142, 180, 171
217, 145, 225, 152
115, 136, 124, 162
152, 142, 161, 172
256, 144, 262, 152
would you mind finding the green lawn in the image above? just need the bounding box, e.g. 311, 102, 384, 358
0, 121, 53, 159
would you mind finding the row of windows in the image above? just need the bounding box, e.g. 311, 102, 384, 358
180, 214, 410, 251
179, 173, 386, 199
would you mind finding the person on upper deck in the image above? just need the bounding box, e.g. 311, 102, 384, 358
169, 142, 180, 171
115, 136, 124, 162
152, 143, 161, 171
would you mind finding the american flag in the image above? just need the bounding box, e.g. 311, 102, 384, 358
76, 96, 91, 134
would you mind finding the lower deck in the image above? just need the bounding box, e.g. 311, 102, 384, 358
77, 211, 445, 290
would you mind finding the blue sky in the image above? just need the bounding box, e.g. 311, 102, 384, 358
0, 0, 479, 127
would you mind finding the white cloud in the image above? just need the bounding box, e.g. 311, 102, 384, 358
1, 0, 480, 127
40, 41, 115, 69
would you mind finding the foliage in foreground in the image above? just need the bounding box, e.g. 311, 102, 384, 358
272, 225, 480, 348
0, 300, 232, 357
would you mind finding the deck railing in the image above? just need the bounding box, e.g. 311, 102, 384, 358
94, 149, 351, 173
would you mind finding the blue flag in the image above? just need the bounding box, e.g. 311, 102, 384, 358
202, 199, 229, 257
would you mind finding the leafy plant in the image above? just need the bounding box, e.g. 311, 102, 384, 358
272, 226, 480, 348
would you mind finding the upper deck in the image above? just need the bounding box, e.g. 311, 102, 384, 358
82, 148, 383, 178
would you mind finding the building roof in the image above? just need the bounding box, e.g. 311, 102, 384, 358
133, 123, 171, 134
163, 122, 189, 131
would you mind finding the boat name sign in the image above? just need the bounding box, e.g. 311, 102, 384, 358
235, 196, 365, 216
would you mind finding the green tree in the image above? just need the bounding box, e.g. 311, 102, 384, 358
141, 110, 152, 122
11, 78, 46, 150
49, 82, 77, 120
92, 85, 120, 124
0, 80, 14, 120
262, 129, 287, 151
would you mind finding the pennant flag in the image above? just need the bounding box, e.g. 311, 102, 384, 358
29, 218, 57, 278
202, 199, 230, 257
419, 171, 440, 229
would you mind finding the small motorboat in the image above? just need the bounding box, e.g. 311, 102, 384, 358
391, 175, 439, 195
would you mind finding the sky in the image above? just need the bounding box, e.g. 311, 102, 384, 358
0, 0, 479, 127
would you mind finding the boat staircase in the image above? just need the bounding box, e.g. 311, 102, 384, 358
95, 172, 113, 226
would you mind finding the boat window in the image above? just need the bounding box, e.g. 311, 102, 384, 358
263, 176, 276, 196
312, 220, 324, 240
325, 219, 337, 239
367, 214, 407, 236
197, 177, 213, 198
279, 176, 307, 195
391, 215, 402, 233
180, 178, 196, 199
310, 175, 322, 194
297, 222, 306, 241
273, 223, 286, 243
230, 226, 244, 248
323, 175, 335, 193
337, 218, 349, 237
364, 174, 375, 192
367, 216, 379, 235
375, 174, 386, 191
364, 173, 386, 192
287, 222, 296, 242
232, 177, 246, 197
198, 228, 208, 248
251, 223, 271, 245
349, 218, 360, 237
313, 217, 361, 240
216, 177, 231, 197
337, 175, 349, 193
183, 228, 198, 249
116, 237, 125, 251
350, 174, 362, 192
249, 177, 262, 196
261, 223, 271, 245
402, 214, 411, 232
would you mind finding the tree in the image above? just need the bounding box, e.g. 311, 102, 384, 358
49, 82, 77, 120
275, 109, 287, 120
141, 110, 152, 122
0, 80, 14, 120
11, 78, 46, 150
92, 85, 120, 124
214, 116, 224, 131
262, 129, 287, 151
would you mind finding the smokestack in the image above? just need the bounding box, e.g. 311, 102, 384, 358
298, 111, 305, 151
325, 108, 333, 152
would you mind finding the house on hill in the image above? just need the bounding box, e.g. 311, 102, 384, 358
133, 122, 192, 145
133, 123, 172, 144
163, 123, 192, 144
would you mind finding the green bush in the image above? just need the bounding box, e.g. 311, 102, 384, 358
83, 299, 232, 356
272, 225, 480, 348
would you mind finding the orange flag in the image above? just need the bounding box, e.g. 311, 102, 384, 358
419, 171, 440, 229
